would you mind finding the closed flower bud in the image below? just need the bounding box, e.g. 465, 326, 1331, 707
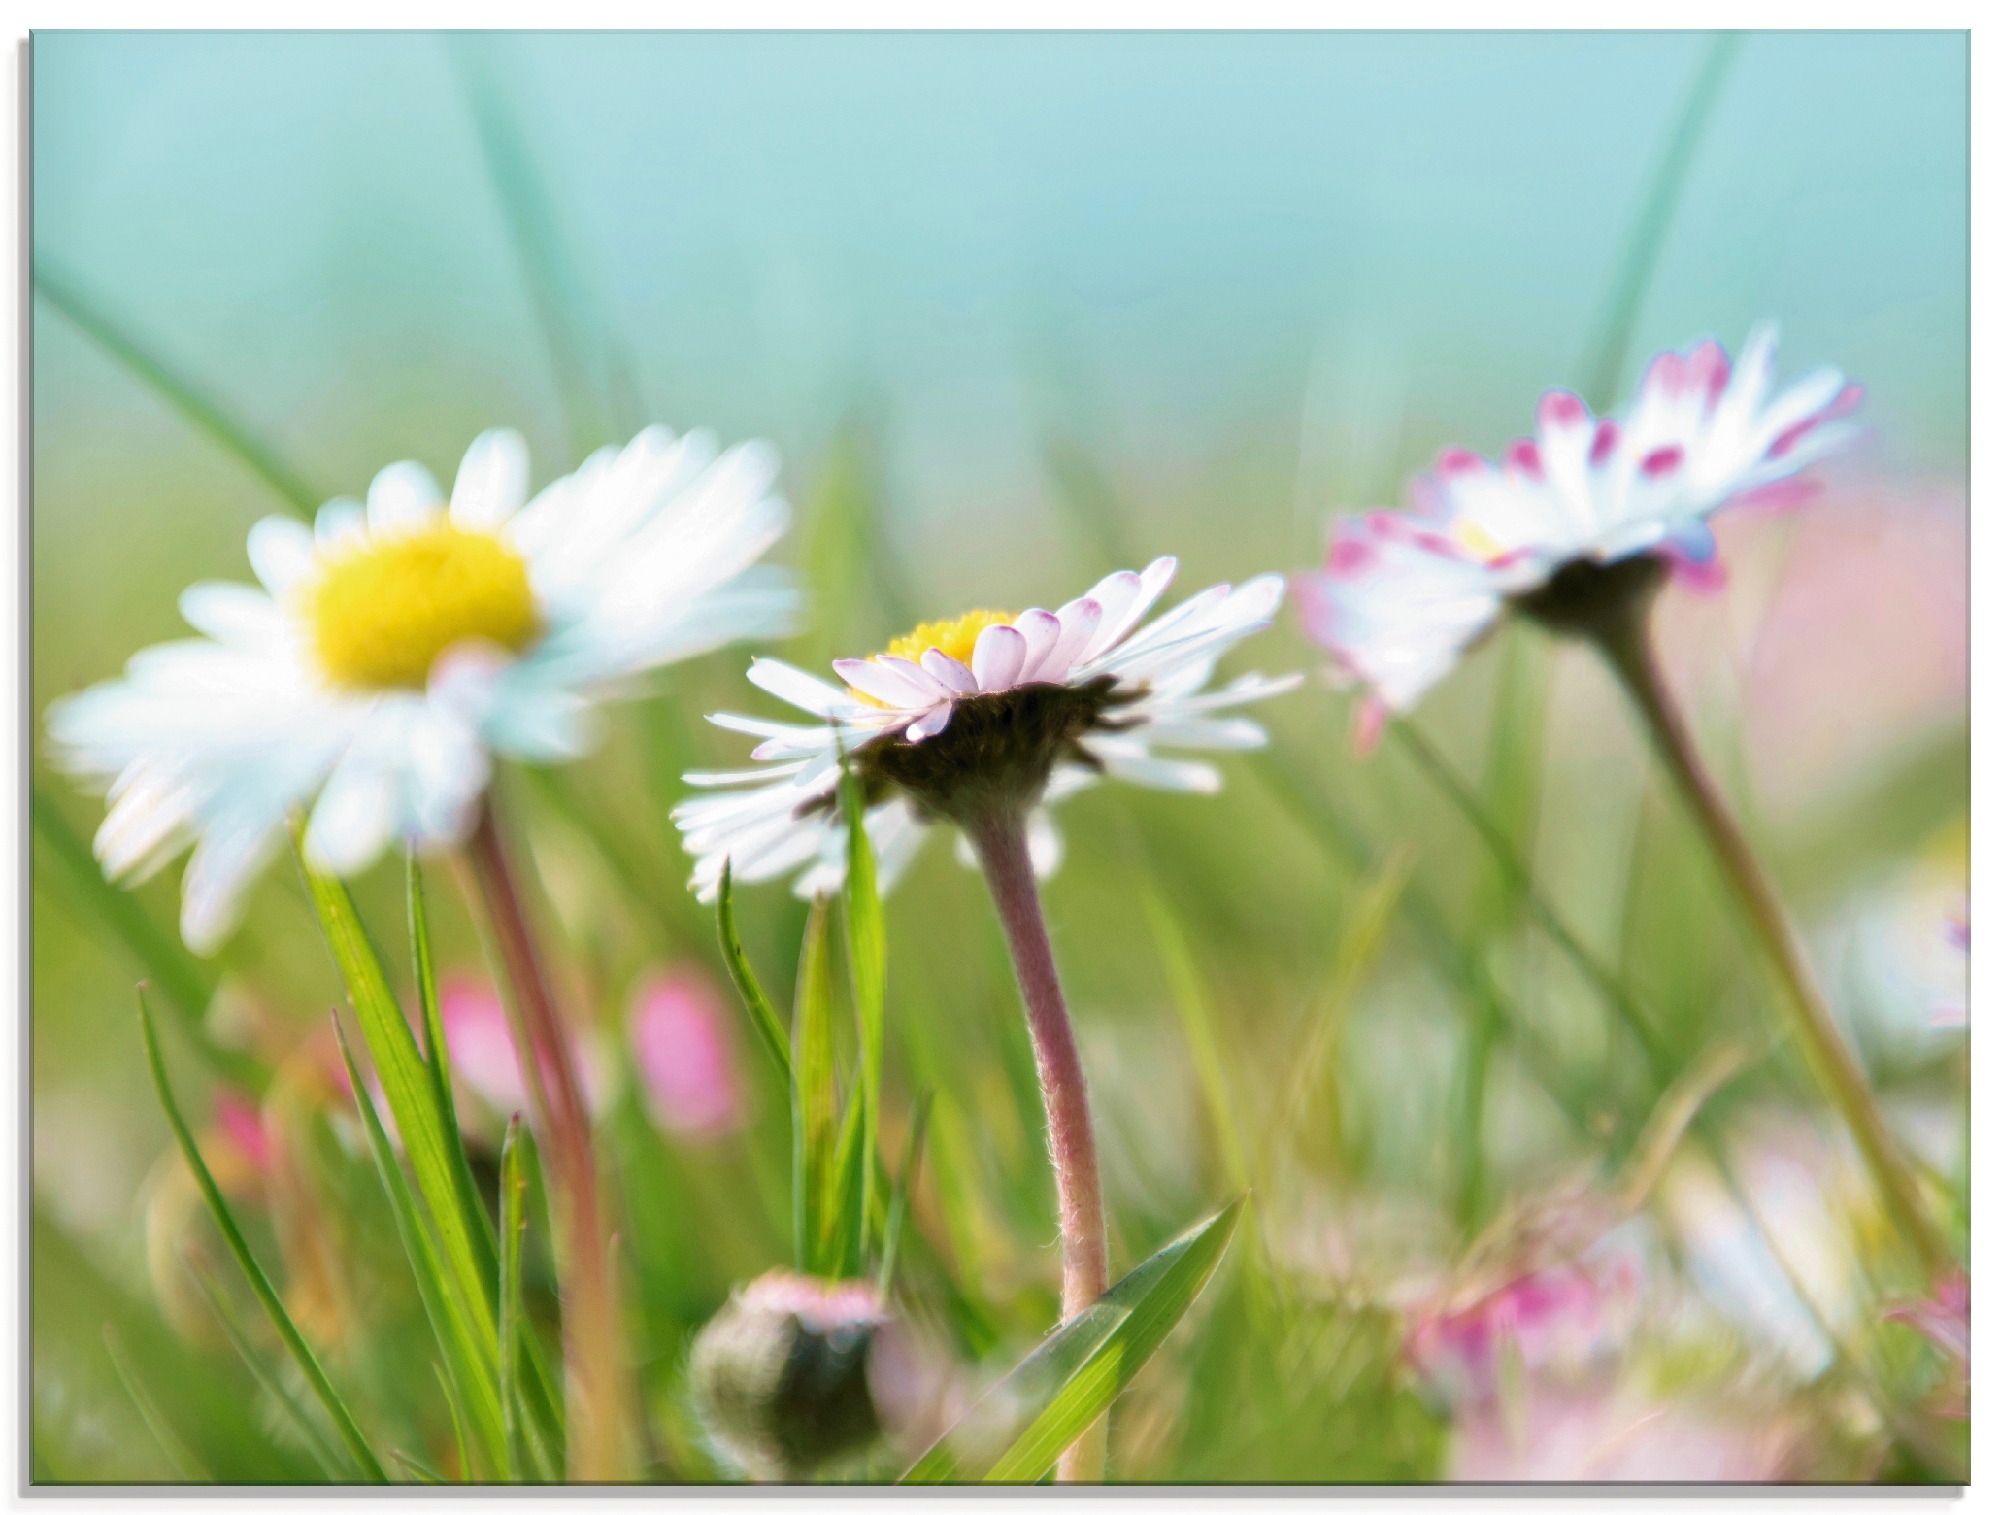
689, 1271, 892, 1480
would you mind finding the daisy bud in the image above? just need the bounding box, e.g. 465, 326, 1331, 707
689, 1271, 893, 1480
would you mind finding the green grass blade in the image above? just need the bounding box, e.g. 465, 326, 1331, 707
1139, 885, 1249, 1194
497, 1115, 534, 1482
434, 1362, 475, 1485
983, 1199, 1242, 1484
390, 1449, 448, 1485
103, 1324, 211, 1482
1576, 31, 1742, 408
841, 769, 886, 1253
448, 37, 626, 456
791, 898, 837, 1273
877, 1092, 932, 1295
31, 786, 259, 1089
188, 1262, 348, 1480
34, 262, 323, 517
137, 990, 387, 1483
822, 1072, 870, 1279
296, 842, 501, 1352
329, 1017, 508, 1479
717, 862, 792, 1081
903, 1198, 1244, 1484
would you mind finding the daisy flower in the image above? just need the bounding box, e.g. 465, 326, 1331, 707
673, 556, 1297, 903
46, 425, 794, 953
1296, 326, 1862, 718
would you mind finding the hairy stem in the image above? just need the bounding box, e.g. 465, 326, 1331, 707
1592, 607, 1957, 1281
464, 799, 631, 1480
968, 808, 1110, 1483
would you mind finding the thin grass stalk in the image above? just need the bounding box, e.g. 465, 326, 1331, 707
1589, 602, 1956, 1281
461, 799, 631, 1480
965, 807, 1109, 1483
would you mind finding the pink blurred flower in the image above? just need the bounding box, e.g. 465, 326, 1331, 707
1886, 1270, 1969, 1420
211, 1089, 273, 1176
628, 969, 744, 1140
1405, 1252, 1640, 1407
439, 974, 610, 1125
1449, 1386, 1800, 1482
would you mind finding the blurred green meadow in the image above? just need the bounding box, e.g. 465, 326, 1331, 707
30, 30, 1967, 1484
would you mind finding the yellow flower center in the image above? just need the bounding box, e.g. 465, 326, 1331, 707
849, 608, 1014, 707
1451, 518, 1507, 562
306, 522, 541, 690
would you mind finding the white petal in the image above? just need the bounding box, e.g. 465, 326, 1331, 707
682, 761, 810, 788
304, 753, 396, 875
366, 460, 445, 532
905, 704, 955, 743
315, 497, 366, 550
180, 813, 285, 957
919, 650, 978, 696
179, 583, 285, 648
1042, 598, 1103, 681
450, 428, 531, 530
246, 516, 316, 596
832, 657, 934, 710
877, 655, 950, 701
1011, 608, 1062, 682
748, 658, 857, 718
1026, 808, 1065, 876
1137, 717, 1270, 750
971, 623, 1027, 691
1093, 749, 1222, 793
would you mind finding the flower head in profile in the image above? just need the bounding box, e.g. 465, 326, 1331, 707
674, 558, 1297, 900
47, 426, 793, 951
1296, 327, 1862, 726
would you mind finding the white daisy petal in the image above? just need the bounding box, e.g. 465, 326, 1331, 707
315, 497, 366, 550
919, 649, 979, 696
906, 704, 956, 743
834, 657, 937, 710
1042, 597, 1103, 681
1011, 608, 1063, 682
246, 516, 316, 596
971, 623, 1027, 691
749, 658, 858, 719
179, 583, 285, 648
450, 428, 531, 530
366, 460, 445, 532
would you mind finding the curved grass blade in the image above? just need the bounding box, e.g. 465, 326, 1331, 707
330, 1017, 507, 1480
497, 1115, 540, 1482
840, 769, 887, 1256
877, 1092, 932, 1295
903, 1197, 1244, 1484
34, 262, 323, 517
406, 854, 564, 1471
717, 862, 792, 1082
104, 1324, 211, 1482
1139, 885, 1248, 1193
434, 1362, 475, 1484
137, 989, 387, 1483
188, 1262, 349, 1480
791, 897, 836, 1273
296, 843, 501, 1376
1576, 31, 1743, 408
391, 1449, 447, 1485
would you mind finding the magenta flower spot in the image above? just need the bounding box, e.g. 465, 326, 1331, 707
1687, 338, 1731, 403
1327, 534, 1377, 577
1435, 447, 1486, 477
1505, 439, 1544, 480
1404, 1254, 1637, 1407
628, 968, 745, 1140
1539, 390, 1588, 429
1588, 417, 1620, 465
440, 972, 608, 1121
1639, 445, 1684, 478
212, 1090, 272, 1175
1643, 347, 1688, 397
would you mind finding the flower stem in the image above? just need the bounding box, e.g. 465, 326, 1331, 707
967, 807, 1110, 1483
1590, 606, 1957, 1281
464, 798, 632, 1481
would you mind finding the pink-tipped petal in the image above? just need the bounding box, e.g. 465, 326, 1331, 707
970, 623, 1028, 691
1011, 608, 1062, 682
918, 648, 978, 695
